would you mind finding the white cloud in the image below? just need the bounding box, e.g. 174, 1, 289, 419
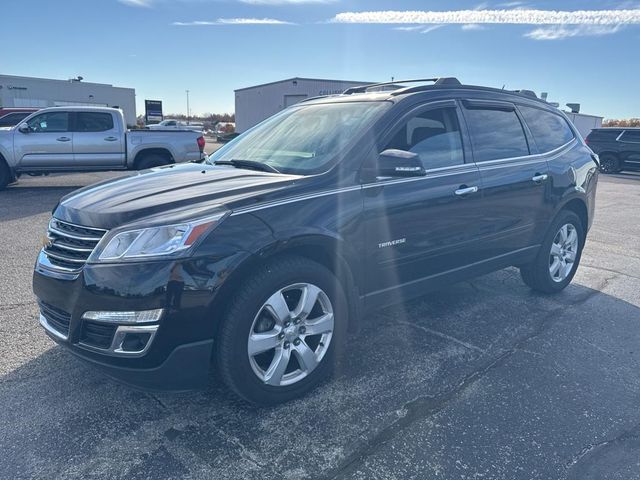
173, 18, 295, 26
330, 9, 640, 26
461, 23, 487, 30
118, 0, 152, 6
525, 24, 623, 40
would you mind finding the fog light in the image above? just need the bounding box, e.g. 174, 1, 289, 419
82, 309, 163, 324
121, 332, 152, 352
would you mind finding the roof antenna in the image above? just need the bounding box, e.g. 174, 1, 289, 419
502, 84, 506, 90
391, 76, 395, 82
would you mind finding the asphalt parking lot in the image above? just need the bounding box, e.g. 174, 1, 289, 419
1, 169, 639, 480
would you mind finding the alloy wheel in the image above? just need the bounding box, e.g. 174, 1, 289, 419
549, 223, 579, 283
247, 283, 334, 387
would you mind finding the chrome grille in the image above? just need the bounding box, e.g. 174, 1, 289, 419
43, 218, 107, 271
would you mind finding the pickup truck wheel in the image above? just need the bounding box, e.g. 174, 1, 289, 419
0, 160, 11, 189
520, 211, 584, 294
598, 154, 621, 174
215, 256, 347, 405
136, 153, 168, 170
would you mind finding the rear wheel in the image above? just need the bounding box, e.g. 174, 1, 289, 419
136, 153, 169, 170
598, 154, 621, 174
520, 211, 584, 293
216, 256, 347, 405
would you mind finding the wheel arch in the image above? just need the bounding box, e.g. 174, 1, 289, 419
133, 148, 174, 169
211, 234, 362, 335
559, 197, 589, 239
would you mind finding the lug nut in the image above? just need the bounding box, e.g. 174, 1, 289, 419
283, 341, 290, 349
284, 321, 291, 328
294, 318, 300, 325
293, 338, 301, 346
299, 326, 306, 334
278, 332, 285, 340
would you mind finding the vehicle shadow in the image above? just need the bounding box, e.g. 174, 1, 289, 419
1, 270, 639, 479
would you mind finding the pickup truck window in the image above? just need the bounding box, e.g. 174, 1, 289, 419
26, 111, 69, 133
76, 112, 114, 132
208, 101, 389, 175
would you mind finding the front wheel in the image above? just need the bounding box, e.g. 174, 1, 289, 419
0, 160, 11, 189
520, 211, 584, 293
215, 256, 347, 405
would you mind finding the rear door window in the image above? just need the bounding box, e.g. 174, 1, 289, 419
519, 105, 575, 152
75, 112, 115, 132
463, 105, 530, 162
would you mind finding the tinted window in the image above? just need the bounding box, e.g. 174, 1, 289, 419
519, 106, 574, 152
26, 112, 69, 133
383, 107, 464, 169
76, 112, 114, 132
620, 130, 640, 143
0, 112, 30, 127
464, 107, 529, 162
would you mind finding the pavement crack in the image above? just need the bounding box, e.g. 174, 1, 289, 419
565, 422, 640, 472
396, 320, 486, 353
322, 276, 616, 480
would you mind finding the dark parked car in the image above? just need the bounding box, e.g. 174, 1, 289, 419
585, 127, 640, 173
0, 111, 35, 127
33, 78, 598, 405
216, 132, 240, 143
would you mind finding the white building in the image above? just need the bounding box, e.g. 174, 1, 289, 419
234, 77, 372, 133
564, 112, 603, 138
0, 74, 137, 126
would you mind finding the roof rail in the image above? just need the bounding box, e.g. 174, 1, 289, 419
342, 77, 461, 95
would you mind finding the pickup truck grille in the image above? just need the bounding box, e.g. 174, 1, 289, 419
44, 219, 107, 271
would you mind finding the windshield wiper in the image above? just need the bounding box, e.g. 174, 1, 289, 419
214, 159, 280, 174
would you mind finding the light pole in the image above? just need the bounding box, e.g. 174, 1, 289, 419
185, 90, 190, 124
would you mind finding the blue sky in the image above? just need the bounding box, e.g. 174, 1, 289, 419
1, 0, 639, 118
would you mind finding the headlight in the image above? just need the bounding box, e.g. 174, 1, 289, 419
89, 211, 228, 262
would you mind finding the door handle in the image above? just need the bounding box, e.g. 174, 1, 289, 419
454, 185, 479, 197
56, 136, 71, 142
104, 136, 118, 142
532, 173, 548, 184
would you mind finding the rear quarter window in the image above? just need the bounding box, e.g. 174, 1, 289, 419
519, 106, 575, 153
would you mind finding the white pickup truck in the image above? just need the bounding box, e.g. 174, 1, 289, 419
0, 106, 206, 189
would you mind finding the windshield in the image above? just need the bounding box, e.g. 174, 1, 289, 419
207, 101, 389, 175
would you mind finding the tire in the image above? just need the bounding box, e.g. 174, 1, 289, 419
0, 159, 11, 189
215, 256, 348, 405
520, 211, 584, 294
136, 153, 168, 170
598, 154, 621, 174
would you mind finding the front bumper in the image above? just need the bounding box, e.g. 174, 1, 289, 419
32, 251, 238, 391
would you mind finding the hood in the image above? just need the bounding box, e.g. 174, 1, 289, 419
54, 162, 301, 229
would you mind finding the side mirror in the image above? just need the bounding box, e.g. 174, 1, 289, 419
378, 149, 426, 177
18, 123, 30, 133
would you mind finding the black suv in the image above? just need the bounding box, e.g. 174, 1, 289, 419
586, 127, 640, 174
33, 78, 599, 405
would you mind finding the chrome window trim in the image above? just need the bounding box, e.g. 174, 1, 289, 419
229, 138, 577, 217
617, 130, 640, 144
